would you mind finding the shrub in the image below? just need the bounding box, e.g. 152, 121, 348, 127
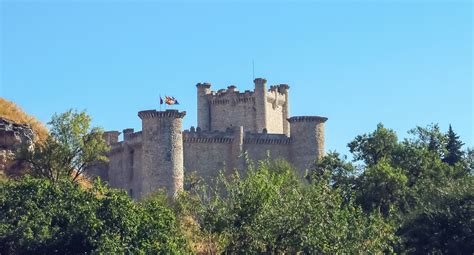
0, 176, 187, 254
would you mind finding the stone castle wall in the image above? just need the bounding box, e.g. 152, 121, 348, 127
183, 131, 234, 183
197, 79, 289, 134
243, 133, 291, 163
85, 78, 327, 199
208, 90, 257, 133
265, 88, 288, 135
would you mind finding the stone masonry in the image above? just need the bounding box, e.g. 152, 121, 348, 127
87, 78, 327, 199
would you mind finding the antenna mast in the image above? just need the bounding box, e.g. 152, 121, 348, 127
252, 60, 255, 79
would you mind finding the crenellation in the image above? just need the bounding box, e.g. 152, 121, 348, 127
123, 128, 134, 140
138, 109, 186, 119
86, 77, 327, 199
103, 131, 120, 145
183, 128, 235, 143
244, 132, 291, 145
227, 85, 237, 92
288, 116, 328, 123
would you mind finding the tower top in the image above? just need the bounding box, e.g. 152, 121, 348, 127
138, 109, 186, 119
253, 78, 267, 84
196, 82, 211, 89
287, 116, 328, 123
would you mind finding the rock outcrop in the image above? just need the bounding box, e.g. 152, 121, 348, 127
0, 117, 35, 176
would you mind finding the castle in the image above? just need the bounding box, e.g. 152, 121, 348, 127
87, 78, 327, 199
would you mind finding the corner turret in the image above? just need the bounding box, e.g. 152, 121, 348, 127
254, 78, 268, 133
288, 116, 327, 177
196, 83, 211, 131
138, 109, 186, 197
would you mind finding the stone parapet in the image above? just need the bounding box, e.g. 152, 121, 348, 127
184, 128, 235, 143
287, 116, 328, 123
138, 110, 186, 119
244, 133, 291, 145
269, 84, 290, 95
127, 131, 142, 140
207, 89, 255, 105
103, 131, 120, 145
196, 82, 211, 89
184, 137, 234, 143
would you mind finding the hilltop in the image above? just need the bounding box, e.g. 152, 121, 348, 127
0, 97, 48, 143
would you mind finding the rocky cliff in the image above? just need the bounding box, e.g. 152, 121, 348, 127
0, 117, 35, 176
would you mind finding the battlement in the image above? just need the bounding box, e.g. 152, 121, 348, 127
202, 84, 289, 105
244, 132, 291, 145
108, 130, 143, 154
183, 127, 235, 143
269, 84, 290, 96
287, 116, 328, 123
103, 131, 120, 145
196, 78, 290, 134
183, 126, 291, 145
126, 131, 143, 141
138, 109, 186, 119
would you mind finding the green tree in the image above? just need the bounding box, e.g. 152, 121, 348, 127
398, 177, 474, 254
408, 123, 446, 157
350, 123, 473, 253
19, 110, 109, 182
443, 124, 464, 166
189, 160, 396, 253
348, 123, 399, 166
466, 148, 474, 174
308, 152, 356, 201
0, 176, 188, 254
356, 159, 408, 216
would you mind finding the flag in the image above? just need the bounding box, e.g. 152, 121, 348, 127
172, 97, 180, 105
160, 96, 163, 105
165, 96, 179, 105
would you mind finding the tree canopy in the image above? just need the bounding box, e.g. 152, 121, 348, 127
18, 109, 109, 182
2, 108, 472, 253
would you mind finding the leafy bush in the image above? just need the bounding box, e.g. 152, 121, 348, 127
398, 177, 474, 254
0, 177, 187, 254
184, 159, 396, 254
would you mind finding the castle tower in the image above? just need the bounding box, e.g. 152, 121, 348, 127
138, 109, 186, 197
254, 78, 268, 132
196, 83, 211, 131
279, 84, 290, 136
288, 116, 328, 177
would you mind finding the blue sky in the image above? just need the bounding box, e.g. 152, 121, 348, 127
1, 0, 472, 155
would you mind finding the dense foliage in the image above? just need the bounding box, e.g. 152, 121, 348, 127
178, 160, 396, 254
312, 123, 473, 254
0, 177, 187, 254
1, 107, 472, 253
18, 110, 109, 183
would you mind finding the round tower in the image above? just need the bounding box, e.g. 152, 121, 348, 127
254, 78, 268, 133
288, 116, 328, 177
279, 84, 291, 136
196, 83, 211, 131
138, 109, 186, 197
